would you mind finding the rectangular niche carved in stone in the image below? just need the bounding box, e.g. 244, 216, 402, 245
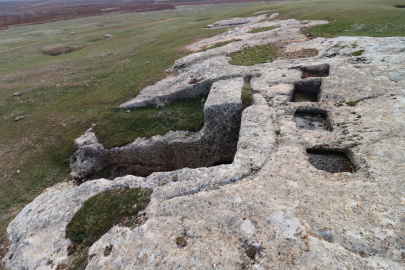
301, 63, 330, 79
291, 79, 322, 102
294, 108, 332, 131
307, 149, 355, 173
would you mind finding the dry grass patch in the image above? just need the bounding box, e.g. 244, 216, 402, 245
275, 48, 319, 59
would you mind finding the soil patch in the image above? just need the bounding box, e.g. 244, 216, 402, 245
0, 239, 11, 266
275, 48, 319, 60
43, 46, 84, 56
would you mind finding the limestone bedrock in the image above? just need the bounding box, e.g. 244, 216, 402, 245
3, 14, 405, 269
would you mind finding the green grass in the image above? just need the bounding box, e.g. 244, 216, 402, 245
352, 49, 365, 56
66, 188, 151, 269
203, 39, 239, 51
265, 0, 405, 38
346, 101, 357, 106
248, 25, 279, 34
94, 96, 207, 149
229, 44, 278, 66
241, 79, 254, 108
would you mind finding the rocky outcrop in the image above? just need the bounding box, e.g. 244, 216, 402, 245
206, 14, 267, 28
2, 177, 148, 269
3, 14, 405, 270
3, 93, 275, 270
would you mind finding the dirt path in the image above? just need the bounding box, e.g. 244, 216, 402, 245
0, 18, 178, 54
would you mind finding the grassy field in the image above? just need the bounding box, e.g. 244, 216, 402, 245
0, 0, 404, 263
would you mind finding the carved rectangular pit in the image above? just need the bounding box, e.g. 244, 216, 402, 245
294, 107, 332, 131
307, 149, 355, 173
71, 78, 245, 180
291, 79, 322, 102
301, 63, 330, 79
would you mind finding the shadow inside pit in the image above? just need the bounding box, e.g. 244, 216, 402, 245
87, 157, 236, 180
307, 149, 354, 173
294, 108, 332, 131
301, 63, 330, 79
291, 79, 322, 102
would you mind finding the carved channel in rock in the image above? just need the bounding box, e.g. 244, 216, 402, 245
294, 107, 332, 131
301, 63, 330, 79
71, 78, 244, 180
291, 78, 322, 102
306, 149, 355, 173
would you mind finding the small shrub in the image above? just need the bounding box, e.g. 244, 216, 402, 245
176, 236, 187, 247
104, 244, 113, 257
275, 130, 280, 135
346, 101, 356, 106
352, 50, 365, 56
245, 247, 256, 260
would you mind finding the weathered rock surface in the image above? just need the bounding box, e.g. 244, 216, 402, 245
206, 14, 267, 28
3, 14, 405, 270
3, 177, 148, 269
119, 18, 327, 109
